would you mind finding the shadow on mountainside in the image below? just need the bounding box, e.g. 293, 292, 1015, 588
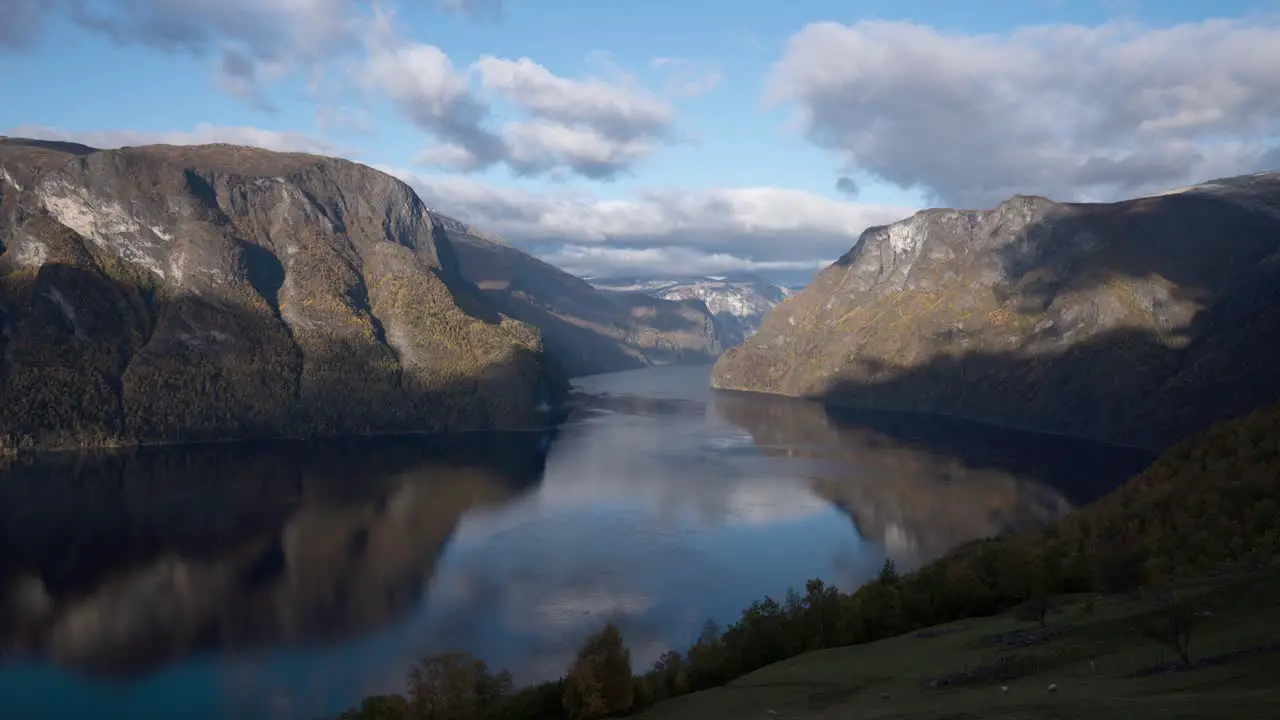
476, 291, 651, 377
816, 301, 1280, 451
449, 235, 720, 377
833, 188, 1280, 309
992, 188, 1280, 310
0, 261, 563, 452
1, 137, 572, 454
449, 233, 651, 377
810, 188, 1280, 451
0, 428, 556, 679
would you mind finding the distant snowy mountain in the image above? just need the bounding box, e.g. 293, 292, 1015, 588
430, 215, 722, 376
587, 274, 791, 348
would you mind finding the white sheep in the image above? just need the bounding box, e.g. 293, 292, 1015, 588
1000, 685, 1009, 694
1047, 683, 1058, 693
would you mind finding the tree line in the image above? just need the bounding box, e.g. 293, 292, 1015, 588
335, 401, 1280, 719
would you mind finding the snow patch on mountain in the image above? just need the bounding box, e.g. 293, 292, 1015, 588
588, 274, 790, 348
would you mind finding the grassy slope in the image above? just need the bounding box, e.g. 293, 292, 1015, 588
641, 564, 1280, 720
636, 401, 1280, 719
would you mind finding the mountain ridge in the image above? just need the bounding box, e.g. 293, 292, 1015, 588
712, 169, 1280, 449
590, 273, 790, 348
0, 138, 563, 453
438, 223, 723, 377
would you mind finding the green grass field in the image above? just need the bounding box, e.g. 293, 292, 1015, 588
639, 564, 1280, 720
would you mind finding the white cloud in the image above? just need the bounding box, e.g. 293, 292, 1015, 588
500, 120, 657, 179
15, 1, 686, 182
474, 55, 674, 140
355, 21, 676, 180
379, 166, 911, 277
463, 55, 678, 178
68, 0, 364, 101
768, 18, 1280, 207
8, 123, 348, 156
541, 246, 831, 278
360, 26, 505, 169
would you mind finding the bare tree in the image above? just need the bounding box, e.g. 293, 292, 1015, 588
1143, 590, 1200, 665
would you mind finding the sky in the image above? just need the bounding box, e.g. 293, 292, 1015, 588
2, 0, 1279, 285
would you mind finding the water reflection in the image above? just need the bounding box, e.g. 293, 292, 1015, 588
0, 365, 1154, 719
410, 379, 858, 689
0, 433, 552, 681
709, 391, 1153, 569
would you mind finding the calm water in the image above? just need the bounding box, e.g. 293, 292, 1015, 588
0, 364, 1152, 719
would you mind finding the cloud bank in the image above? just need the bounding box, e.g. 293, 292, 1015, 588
769, 18, 1280, 207
381, 167, 911, 278
9, 9, 1280, 281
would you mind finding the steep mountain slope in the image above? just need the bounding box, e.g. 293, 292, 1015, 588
712, 171, 1280, 449
591, 274, 791, 348
0, 138, 563, 453
442, 228, 721, 377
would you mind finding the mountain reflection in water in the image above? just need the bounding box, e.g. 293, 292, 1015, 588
0, 364, 1152, 720
710, 390, 1151, 569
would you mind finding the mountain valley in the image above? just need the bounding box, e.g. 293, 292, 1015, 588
436, 222, 724, 377
589, 274, 791, 348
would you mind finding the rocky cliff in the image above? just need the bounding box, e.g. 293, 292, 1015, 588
712, 171, 1280, 449
443, 228, 721, 377
0, 138, 563, 453
590, 274, 790, 348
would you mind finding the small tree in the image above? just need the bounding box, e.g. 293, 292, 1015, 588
652, 650, 689, 698
562, 623, 634, 720
879, 558, 900, 587
1143, 590, 1200, 665
407, 651, 511, 720
696, 618, 721, 647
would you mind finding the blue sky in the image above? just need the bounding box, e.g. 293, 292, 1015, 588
3, 0, 1278, 284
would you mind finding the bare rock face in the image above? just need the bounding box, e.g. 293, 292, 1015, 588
443, 227, 721, 377
0, 139, 563, 452
712, 171, 1280, 449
